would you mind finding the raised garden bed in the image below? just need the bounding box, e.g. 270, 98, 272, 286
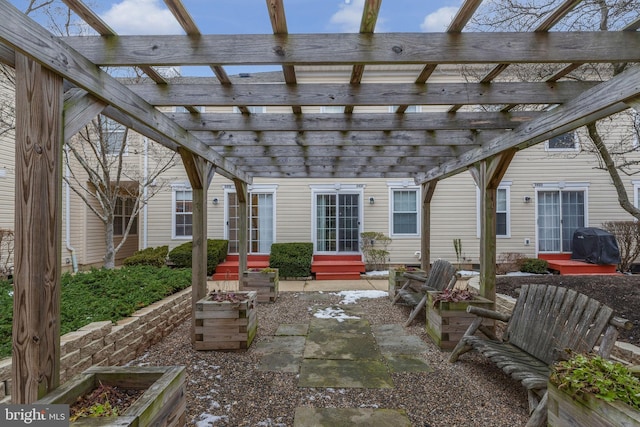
548, 382, 640, 426
35, 366, 186, 426
240, 268, 279, 303
194, 290, 258, 351
426, 291, 493, 350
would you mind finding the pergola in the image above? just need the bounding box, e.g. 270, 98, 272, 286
1, 0, 639, 403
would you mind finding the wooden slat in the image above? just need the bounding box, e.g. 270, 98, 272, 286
128, 81, 597, 106
0, 1, 250, 182
344, 0, 381, 114
61, 32, 640, 66
170, 111, 539, 131
200, 129, 498, 146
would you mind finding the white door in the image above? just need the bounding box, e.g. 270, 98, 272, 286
315, 193, 360, 253
537, 190, 585, 253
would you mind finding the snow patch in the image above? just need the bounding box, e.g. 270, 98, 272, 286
314, 306, 360, 322
195, 413, 228, 426
333, 290, 388, 304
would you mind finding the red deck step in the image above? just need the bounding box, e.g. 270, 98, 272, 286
539, 254, 619, 275
311, 254, 365, 280
212, 254, 270, 280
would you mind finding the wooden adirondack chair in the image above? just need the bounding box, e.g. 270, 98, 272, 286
449, 283, 632, 427
392, 259, 458, 326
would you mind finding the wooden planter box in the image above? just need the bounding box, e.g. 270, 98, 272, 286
548, 382, 640, 426
388, 267, 425, 300
240, 269, 279, 303
425, 292, 494, 350
194, 291, 258, 351
35, 366, 186, 426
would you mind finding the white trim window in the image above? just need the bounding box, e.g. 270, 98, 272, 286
545, 132, 579, 152
172, 187, 193, 239
388, 183, 420, 237
476, 182, 511, 238
224, 184, 277, 254
113, 197, 137, 236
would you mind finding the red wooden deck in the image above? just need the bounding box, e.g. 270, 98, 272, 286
211, 254, 270, 280
538, 253, 619, 275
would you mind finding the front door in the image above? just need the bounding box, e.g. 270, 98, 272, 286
537, 190, 585, 253
315, 193, 360, 253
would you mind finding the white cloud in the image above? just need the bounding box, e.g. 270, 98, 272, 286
329, 0, 367, 33
420, 6, 459, 32
101, 0, 182, 35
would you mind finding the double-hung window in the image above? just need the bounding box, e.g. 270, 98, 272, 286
389, 184, 419, 236
476, 183, 511, 238
113, 197, 137, 236
173, 187, 193, 238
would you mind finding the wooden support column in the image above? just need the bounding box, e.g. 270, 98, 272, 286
420, 181, 437, 273
233, 179, 249, 276
468, 149, 516, 306
179, 148, 215, 346
12, 54, 63, 403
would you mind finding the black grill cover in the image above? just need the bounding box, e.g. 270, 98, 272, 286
571, 227, 620, 265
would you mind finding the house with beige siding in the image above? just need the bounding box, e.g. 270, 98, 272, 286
1, 66, 638, 274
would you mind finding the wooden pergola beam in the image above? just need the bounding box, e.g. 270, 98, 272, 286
169, 111, 540, 131
127, 81, 598, 107
12, 53, 63, 403
61, 32, 640, 66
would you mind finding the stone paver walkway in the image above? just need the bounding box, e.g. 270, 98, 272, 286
253, 302, 432, 426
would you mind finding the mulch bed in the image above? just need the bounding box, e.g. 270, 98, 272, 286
70, 383, 144, 421
496, 274, 640, 346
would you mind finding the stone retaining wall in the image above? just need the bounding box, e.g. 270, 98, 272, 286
0, 287, 192, 401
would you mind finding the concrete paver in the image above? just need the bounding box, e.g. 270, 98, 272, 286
293, 407, 412, 427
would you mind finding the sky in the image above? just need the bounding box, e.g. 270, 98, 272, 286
9, 0, 463, 75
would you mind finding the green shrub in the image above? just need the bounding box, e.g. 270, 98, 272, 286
168, 239, 228, 275
520, 258, 549, 274
270, 242, 313, 278
123, 245, 169, 267
0, 266, 191, 359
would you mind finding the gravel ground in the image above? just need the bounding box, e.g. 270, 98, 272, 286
133, 291, 530, 427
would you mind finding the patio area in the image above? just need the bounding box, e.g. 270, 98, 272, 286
132, 280, 529, 426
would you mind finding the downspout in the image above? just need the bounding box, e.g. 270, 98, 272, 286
64, 146, 78, 272
142, 137, 149, 249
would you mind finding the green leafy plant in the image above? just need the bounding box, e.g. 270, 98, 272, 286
520, 258, 549, 274
550, 352, 640, 410
453, 238, 462, 268
431, 288, 473, 307
123, 245, 168, 267
269, 242, 313, 278
360, 232, 391, 271
0, 266, 191, 358
167, 239, 228, 275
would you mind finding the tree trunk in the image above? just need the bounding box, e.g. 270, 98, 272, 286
104, 219, 116, 269
586, 122, 640, 220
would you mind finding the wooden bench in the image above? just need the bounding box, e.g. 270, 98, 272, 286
392, 259, 457, 326
449, 284, 632, 427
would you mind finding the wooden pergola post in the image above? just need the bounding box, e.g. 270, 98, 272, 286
420, 180, 437, 273
233, 179, 249, 277
12, 54, 63, 403
179, 148, 215, 346
468, 149, 516, 305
